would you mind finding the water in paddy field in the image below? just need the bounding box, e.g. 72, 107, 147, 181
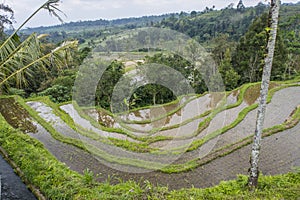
0, 154, 36, 200
0, 85, 299, 191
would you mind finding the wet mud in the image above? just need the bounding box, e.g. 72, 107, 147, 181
0, 98, 37, 133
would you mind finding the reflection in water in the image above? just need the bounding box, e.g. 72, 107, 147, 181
85, 93, 230, 136
119, 96, 186, 122
227, 90, 240, 105
76, 84, 289, 152
60, 104, 137, 142
84, 109, 118, 128
123, 93, 227, 133
214, 86, 300, 150
149, 88, 260, 149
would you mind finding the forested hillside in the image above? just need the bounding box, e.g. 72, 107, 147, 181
20, 2, 300, 46
5, 1, 297, 111
15, 2, 300, 110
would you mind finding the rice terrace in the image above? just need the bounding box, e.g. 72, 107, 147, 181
0, 0, 300, 199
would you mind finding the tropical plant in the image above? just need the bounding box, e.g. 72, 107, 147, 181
0, 0, 77, 94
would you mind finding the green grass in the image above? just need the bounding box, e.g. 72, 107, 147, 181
0, 114, 163, 199
167, 172, 300, 200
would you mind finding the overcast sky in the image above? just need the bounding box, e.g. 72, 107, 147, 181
3, 0, 300, 28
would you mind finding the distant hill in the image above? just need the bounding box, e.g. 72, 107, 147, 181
19, 2, 300, 46
19, 13, 180, 44
21, 14, 178, 34
158, 1, 300, 42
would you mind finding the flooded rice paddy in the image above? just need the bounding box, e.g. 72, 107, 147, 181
0, 84, 299, 190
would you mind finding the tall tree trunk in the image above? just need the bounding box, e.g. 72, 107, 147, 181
248, 0, 280, 188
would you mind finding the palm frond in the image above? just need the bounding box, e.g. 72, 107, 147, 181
0, 0, 71, 92
43, 1, 66, 23
0, 34, 20, 62
0, 33, 39, 69
0, 40, 78, 87
0, 33, 42, 88
0, 4, 14, 14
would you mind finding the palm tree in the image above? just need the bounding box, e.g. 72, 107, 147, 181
0, 0, 77, 94
248, 0, 280, 188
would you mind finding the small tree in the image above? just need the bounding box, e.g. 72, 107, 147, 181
219, 48, 240, 90
248, 0, 280, 188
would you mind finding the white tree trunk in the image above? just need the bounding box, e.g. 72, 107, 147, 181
248, 0, 280, 188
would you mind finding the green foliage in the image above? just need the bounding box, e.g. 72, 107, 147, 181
232, 13, 288, 84
37, 69, 77, 103
0, 1, 77, 96
144, 52, 207, 94
168, 172, 300, 199
219, 49, 240, 90
95, 60, 125, 110
83, 168, 95, 186
132, 84, 176, 108
108, 138, 153, 153
160, 3, 268, 43
7, 87, 26, 97
38, 84, 71, 103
